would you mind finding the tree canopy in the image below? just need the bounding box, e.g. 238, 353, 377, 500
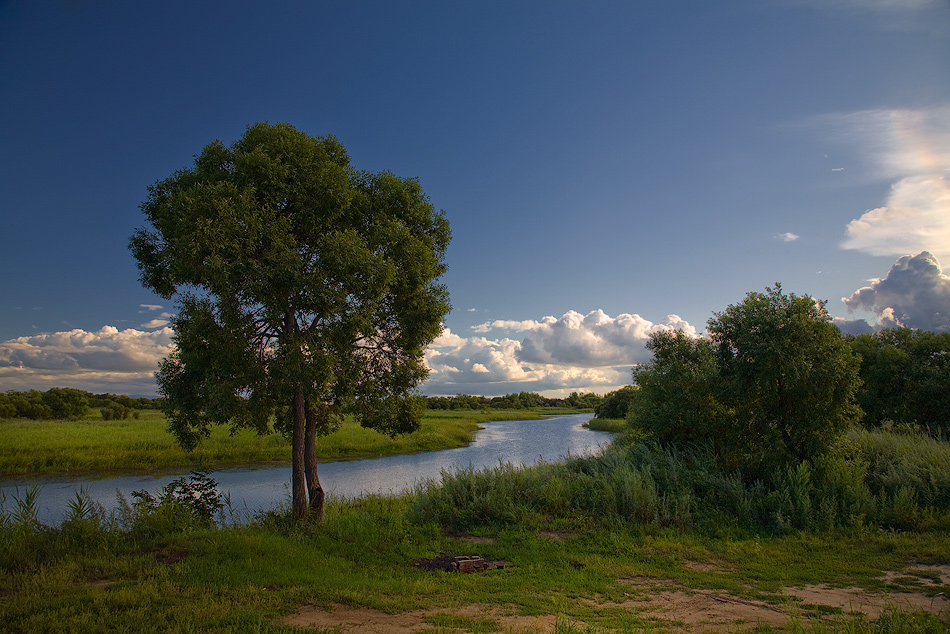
848, 328, 950, 432
631, 285, 862, 479
130, 122, 451, 520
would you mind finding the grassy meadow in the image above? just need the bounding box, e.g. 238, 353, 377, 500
0, 409, 550, 477
2, 418, 949, 633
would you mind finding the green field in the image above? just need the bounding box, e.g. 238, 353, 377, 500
2, 484, 947, 633
0, 409, 549, 477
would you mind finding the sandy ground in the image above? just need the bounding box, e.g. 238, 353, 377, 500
281, 564, 950, 633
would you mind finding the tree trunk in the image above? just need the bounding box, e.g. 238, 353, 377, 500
291, 386, 308, 520
304, 402, 325, 522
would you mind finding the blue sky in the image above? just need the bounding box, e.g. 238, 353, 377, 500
1, 1, 948, 397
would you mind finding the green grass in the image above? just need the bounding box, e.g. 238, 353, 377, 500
1, 489, 947, 634
584, 418, 628, 433
0, 409, 546, 477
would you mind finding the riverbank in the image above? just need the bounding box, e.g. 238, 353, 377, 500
0, 409, 557, 477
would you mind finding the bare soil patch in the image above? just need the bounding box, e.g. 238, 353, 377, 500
284, 569, 949, 632
786, 582, 950, 619
682, 560, 723, 573
881, 563, 950, 587
86, 579, 115, 590
621, 589, 788, 630
617, 575, 787, 630
451, 533, 496, 545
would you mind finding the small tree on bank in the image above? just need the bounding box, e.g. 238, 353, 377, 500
130, 122, 451, 521
632, 285, 862, 479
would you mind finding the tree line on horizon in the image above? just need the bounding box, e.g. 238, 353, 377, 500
0, 388, 163, 421
425, 391, 603, 411
0, 388, 604, 420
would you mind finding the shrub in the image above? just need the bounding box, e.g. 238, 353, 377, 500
119, 471, 224, 538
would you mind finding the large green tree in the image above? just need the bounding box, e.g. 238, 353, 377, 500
130, 122, 451, 521
631, 285, 862, 478
708, 284, 861, 475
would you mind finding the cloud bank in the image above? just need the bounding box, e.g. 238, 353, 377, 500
423, 310, 696, 396
0, 326, 173, 395
6, 267, 950, 398
839, 251, 950, 333
0, 310, 699, 398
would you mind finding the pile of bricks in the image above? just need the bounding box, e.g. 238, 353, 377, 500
452, 556, 505, 573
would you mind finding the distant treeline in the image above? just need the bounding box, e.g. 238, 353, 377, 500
0, 389, 163, 421
596, 327, 950, 432
2, 388, 601, 421
425, 391, 603, 411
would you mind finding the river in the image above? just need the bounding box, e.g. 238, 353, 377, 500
1, 412, 609, 525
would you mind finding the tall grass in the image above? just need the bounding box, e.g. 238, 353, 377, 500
411, 428, 950, 534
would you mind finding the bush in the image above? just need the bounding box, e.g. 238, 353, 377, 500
100, 402, 133, 420
119, 471, 224, 538
0, 389, 155, 420
594, 386, 638, 419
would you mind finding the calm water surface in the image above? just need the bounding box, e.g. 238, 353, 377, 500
2, 413, 609, 524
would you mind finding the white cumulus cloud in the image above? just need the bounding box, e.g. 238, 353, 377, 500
514, 310, 696, 367
842, 175, 950, 262
0, 309, 700, 398
839, 251, 950, 333
0, 326, 174, 395
424, 311, 696, 396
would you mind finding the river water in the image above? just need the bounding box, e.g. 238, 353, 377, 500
1, 412, 609, 525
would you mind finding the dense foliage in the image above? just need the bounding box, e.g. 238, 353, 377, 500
0, 389, 160, 420
593, 385, 638, 420
130, 122, 450, 520
630, 285, 862, 479
848, 328, 950, 432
